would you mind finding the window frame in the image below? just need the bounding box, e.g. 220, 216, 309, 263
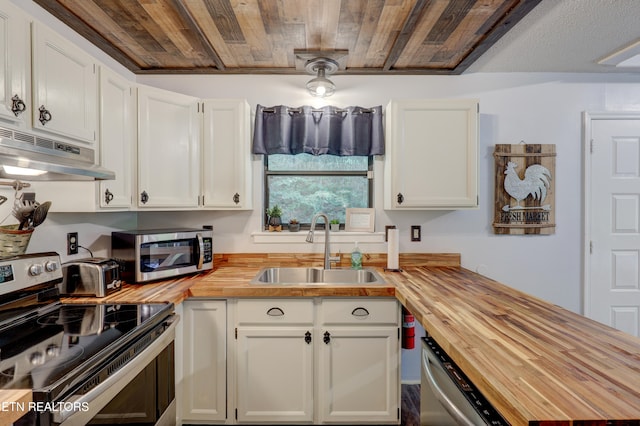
263, 155, 374, 230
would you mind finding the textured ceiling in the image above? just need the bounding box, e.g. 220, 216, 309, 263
469, 0, 640, 73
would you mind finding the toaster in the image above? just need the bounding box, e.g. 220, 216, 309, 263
60, 258, 122, 297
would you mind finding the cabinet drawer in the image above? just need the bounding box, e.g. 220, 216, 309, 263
320, 298, 399, 325
237, 299, 314, 325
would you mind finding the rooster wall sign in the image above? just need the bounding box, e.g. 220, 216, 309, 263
493, 144, 556, 235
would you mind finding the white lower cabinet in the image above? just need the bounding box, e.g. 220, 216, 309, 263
181, 300, 227, 423
234, 297, 400, 425
235, 299, 314, 423
318, 299, 401, 424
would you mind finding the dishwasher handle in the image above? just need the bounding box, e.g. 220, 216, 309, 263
422, 345, 477, 426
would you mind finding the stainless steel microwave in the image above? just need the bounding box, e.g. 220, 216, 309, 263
111, 228, 213, 283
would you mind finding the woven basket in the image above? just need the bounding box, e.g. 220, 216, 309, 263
0, 225, 34, 257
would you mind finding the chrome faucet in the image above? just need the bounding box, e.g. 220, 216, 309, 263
306, 213, 341, 269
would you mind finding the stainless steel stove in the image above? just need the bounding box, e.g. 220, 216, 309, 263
0, 252, 177, 426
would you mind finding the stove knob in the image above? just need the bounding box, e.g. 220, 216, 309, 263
45, 260, 59, 272
29, 264, 44, 276
30, 351, 44, 365
46, 344, 60, 357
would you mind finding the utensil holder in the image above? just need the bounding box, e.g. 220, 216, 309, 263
0, 225, 34, 256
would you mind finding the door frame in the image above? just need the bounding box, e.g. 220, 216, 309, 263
582, 111, 640, 319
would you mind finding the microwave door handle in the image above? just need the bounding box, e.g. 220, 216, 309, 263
196, 233, 204, 269
422, 346, 476, 426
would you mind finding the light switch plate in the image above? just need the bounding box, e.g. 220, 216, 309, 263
411, 226, 421, 242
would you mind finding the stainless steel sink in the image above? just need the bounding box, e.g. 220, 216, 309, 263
250, 267, 387, 285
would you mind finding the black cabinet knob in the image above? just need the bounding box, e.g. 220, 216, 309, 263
38, 105, 52, 125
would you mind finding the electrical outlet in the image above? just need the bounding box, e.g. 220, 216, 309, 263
67, 232, 78, 255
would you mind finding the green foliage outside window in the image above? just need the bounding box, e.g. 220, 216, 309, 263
265, 154, 371, 226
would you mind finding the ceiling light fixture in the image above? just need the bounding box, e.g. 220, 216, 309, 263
598, 39, 640, 68
305, 57, 339, 98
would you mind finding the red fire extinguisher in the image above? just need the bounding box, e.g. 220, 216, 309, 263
402, 307, 415, 349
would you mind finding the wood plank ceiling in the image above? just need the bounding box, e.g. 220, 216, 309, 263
33, 0, 541, 75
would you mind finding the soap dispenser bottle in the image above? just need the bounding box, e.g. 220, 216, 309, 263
351, 242, 362, 270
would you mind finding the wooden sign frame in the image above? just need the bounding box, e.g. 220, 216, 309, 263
493, 144, 556, 235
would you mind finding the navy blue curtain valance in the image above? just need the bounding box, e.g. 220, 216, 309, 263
252, 104, 384, 156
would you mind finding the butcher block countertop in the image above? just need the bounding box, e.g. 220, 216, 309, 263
0, 389, 31, 424
389, 267, 640, 426
56, 253, 640, 425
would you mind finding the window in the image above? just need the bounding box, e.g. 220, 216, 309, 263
265, 154, 372, 228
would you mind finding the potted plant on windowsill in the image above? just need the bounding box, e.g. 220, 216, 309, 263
266, 205, 282, 232
330, 219, 340, 232
289, 218, 300, 232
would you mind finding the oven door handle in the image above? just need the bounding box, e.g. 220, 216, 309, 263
422, 345, 477, 426
196, 233, 204, 269
54, 315, 179, 425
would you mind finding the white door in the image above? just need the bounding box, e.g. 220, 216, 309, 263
586, 113, 640, 336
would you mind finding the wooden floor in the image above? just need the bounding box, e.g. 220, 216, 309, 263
401, 384, 421, 426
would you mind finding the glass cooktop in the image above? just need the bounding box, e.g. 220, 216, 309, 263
0, 302, 171, 395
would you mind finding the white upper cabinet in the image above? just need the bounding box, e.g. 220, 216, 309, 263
31, 21, 97, 144
384, 99, 479, 209
0, 0, 29, 127
137, 86, 200, 208
99, 68, 135, 209
137, 92, 252, 210
202, 99, 252, 209
22, 68, 135, 214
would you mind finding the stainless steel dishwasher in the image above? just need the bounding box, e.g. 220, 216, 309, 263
420, 336, 508, 425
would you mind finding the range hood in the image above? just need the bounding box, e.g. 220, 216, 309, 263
0, 126, 115, 180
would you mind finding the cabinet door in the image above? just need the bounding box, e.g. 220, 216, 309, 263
384, 99, 478, 209
236, 327, 313, 423
0, 0, 29, 126
182, 300, 227, 422
31, 22, 97, 143
317, 326, 400, 424
202, 99, 252, 209
137, 86, 200, 208
99, 68, 135, 209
